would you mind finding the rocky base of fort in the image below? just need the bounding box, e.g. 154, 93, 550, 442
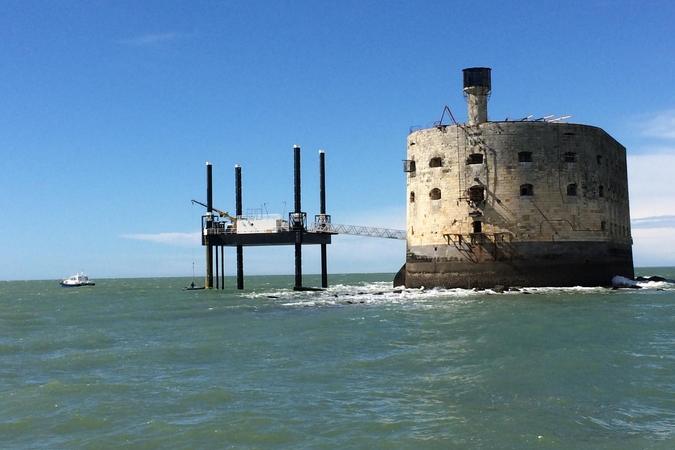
395, 241, 634, 289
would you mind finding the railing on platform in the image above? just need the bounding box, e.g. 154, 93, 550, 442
202, 214, 407, 240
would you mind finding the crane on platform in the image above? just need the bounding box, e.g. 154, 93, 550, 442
191, 200, 236, 222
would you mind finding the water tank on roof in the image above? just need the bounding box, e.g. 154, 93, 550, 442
463, 67, 492, 91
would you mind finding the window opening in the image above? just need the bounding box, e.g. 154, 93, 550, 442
472, 221, 482, 233
520, 184, 534, 196
598, 185, 604, 197
601, 221, 606, 231
429, 188, 441, 200
518, 151, 533, 162
409, 192, 415, 203
564, 152, 577, 162
403, 160, 416, 173
468, 185, 485, 203
466, 153, 483, 165
567, 183, 577, 196
596, 155, 602, 165
429, 157, 443, 168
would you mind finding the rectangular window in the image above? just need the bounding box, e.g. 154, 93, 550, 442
518, 151, 532, 162
468, 186, 485, 203
520, 184, 534, 196
429, 157, 443, 167
467, 153, 483, 165
472, 221, 482, 233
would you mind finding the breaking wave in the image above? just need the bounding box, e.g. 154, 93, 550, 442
241, 278, 675, 308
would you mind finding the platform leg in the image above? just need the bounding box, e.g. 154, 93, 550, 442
321, 243, 328, 288
205, 245, 213, 289
294, 238, 302, 290
236, 245, 244, 290
215, 245, 219, 289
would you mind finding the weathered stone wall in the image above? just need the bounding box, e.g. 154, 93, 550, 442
403, 121, 634, 287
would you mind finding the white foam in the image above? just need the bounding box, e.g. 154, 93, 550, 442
636, 280, 675, 290
244, 282, 508, 308
240, 278, 673, 309
521, 286, 607, 294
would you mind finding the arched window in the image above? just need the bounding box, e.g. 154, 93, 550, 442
564, 152, 577, 163
429, 157, 443, 168
567, 183, 577, 196
598, 185, 604, 197
468, 185, 485, 203
467, 153, 483, 165
520, 184, 534, 196
409, 192, 415, 203
518, 151, 533, 162
429, 188, 441, 200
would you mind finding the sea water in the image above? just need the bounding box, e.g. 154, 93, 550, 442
1, 270, 674, 449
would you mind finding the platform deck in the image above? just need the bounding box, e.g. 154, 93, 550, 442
204, 231, 332, 247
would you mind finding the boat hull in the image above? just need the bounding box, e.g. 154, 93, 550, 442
60, 282, 95, 287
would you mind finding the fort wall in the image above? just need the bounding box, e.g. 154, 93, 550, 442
401, 112, 634, 287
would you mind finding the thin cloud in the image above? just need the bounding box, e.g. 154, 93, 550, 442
118, 32, 182, 46
631, 215, 675, 229
639, 109, 675, 140
629, 145, 675, 155
121, 232, 200, 246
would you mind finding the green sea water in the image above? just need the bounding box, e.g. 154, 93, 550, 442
1, 270, 674, 449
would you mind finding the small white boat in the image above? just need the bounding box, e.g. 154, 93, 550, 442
60, 272, 95, 287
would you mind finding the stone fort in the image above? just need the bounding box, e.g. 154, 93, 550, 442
396, 67, 634, 288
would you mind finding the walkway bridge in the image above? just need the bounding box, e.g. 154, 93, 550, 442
307, 219, 406, 240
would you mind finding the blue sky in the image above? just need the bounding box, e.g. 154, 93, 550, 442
1, 0, 674, 280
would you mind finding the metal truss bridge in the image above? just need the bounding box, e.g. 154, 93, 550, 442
308, 222, 406, 240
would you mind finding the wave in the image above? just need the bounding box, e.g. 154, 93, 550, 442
636, 280, 675, 290
241, 279, 675, 308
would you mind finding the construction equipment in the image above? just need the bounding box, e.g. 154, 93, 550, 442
191, 199, 236, 222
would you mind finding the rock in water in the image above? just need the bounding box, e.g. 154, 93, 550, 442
611, 275, 641, 289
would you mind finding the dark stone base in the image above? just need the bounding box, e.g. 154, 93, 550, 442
393, 264, 406, 287
401, 241, 634, 288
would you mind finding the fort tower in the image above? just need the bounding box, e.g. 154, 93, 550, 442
397, 68, 634, 288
